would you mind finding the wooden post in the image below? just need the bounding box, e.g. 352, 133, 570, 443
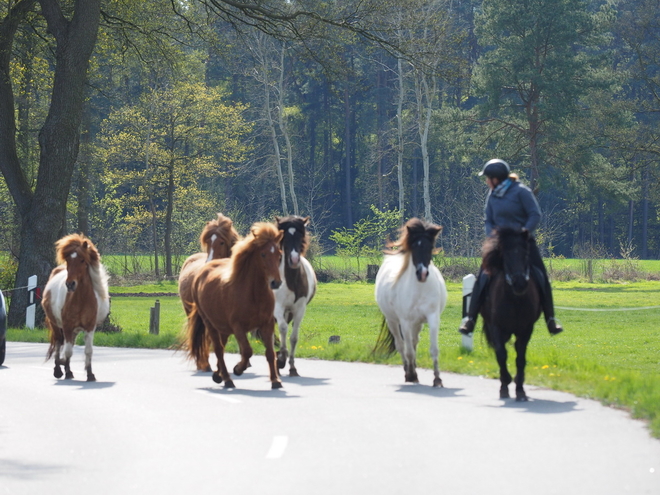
367, 264, 379, 282
149, 300, 160, 335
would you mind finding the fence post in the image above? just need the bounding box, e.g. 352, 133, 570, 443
25, 275, 38, 329
149, 299, 160, 335
461, 274, 476, 351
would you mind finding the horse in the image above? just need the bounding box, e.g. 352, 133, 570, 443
178, 213, 240, 370
42, 234, 110, 382
480, 227, 542, 401
374, 218, 448, 387
273, 215, 317, 377
186, 222, 284, 389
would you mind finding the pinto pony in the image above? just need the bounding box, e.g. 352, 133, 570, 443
187, 222, 284, 389
273, 215, 317, 377
179, 213, 240, 370
42, 234, 110, 382
374, 218, 448, 387
480, 227, 542, 401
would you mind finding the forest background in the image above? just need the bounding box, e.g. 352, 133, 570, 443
0, 0, 659, 325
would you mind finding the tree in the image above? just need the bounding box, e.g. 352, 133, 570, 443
472, 0, 613, 192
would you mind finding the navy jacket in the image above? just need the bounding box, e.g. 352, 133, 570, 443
484, 180, 541, 237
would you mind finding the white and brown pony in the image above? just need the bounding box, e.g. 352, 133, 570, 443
42, 234, 110, 382
179, 213, 240, 370
186, 222, 284, 389
374, 218, 448, 387
273, 215, 317, 377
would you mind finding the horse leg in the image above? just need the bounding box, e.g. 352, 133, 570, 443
401, 322, 418, 384
287, 312, 303, 377
514, 334, 530, 402
62, 331, 76, 380
233, 331, 253, 376
276, 317, 289, 371
211, 332, 234, 388
428, 314, 443, 387
52, 328, 64, 379
491, 328, 512, 398
83, 330, 96, 382
262, 321, 282, 389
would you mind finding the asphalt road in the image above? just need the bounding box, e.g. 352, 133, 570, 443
2, 342, 659, 495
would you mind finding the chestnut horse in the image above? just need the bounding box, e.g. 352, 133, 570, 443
273, 215, 317, 377
480, 227, 541, 401
42, 234, 110, 382
187, 222, 284, 389
374, 218, 448, 387
179, 213, 240, 370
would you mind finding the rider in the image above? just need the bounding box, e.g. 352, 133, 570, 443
459, 158, 563, 336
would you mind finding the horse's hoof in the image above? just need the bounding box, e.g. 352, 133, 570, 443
516, 392, 529, 402
289, 368, 299, 377
212, 372, 223, 384
87, 374, 96, 382
272, 381, 283, 389
233, 365, 245, 376
224, 380, 235, 389
500, 389, 510, 399
54, 367, 63, 379
277, 357, 286, 369
65, 371, 74, 380
433, 378, 443, 388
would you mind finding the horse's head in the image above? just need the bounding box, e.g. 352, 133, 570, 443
55, 234, 99, 293
202, 213, 240, 262
248, 223, 283, 290
497, 228, 531, 296
275, 215, 310, 269
390, 218, 442, 282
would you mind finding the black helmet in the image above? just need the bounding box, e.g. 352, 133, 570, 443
479, 159, 510, 181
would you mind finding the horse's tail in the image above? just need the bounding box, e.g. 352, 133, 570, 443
186, 304, 208, 368
44, 316, 62, 361
373, 317, 396, 358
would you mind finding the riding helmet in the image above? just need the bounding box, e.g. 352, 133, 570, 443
479, 159, 510, 181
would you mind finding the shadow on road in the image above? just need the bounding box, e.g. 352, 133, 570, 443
489, 397, 579, 414
281, 375, 331, 387
0, 458, 66, 480
53, 380, 116, 390
198, 386, 299, 399
394, 384, 463, 398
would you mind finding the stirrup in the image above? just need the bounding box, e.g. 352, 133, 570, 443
547, 317, 563, 335
459, 317, 475, 336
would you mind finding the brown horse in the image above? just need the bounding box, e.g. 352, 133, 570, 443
179, 213, 240, 370
42, 234, 110, 382
187, 222, 284, 389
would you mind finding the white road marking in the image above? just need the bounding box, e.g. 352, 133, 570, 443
196, 390, 241, 404
265, 435, 288, 459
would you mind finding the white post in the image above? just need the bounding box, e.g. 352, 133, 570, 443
26, 275, 37, 329
461, 274, 476, 351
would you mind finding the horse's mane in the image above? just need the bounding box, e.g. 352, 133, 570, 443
228, 222, 281, 284
55, 233, 109, 300
384, 218, 442, 281
200, 213, 240, 252
276, 215, 310, 256
481, 227, 526, 274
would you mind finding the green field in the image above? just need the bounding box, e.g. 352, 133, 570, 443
7, 278, 660, 437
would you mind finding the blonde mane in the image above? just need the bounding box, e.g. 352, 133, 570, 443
55, 233, 109, 300
383, 218, 442, 283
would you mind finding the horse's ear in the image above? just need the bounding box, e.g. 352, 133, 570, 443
430, 224, 442, 238
82, 241, 88, 250
275, 216, 281, 224
303, 216, 310, 226
521, 229, 529, 240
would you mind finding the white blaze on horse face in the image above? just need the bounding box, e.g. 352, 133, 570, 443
207, 234, 218, 262
70, 252, 78, 259
417, 263, 429, 282
288, 227, 296, 236
271, 246, 275, 253
289, 248, 300, 267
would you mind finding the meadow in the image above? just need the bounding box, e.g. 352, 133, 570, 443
7, 278, 660, 437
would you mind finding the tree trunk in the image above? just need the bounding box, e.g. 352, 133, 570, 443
164, 165, 174, 278
396, 57, 405, 220
277, 44, 299, 215
344, 84, 353, 227
7, 0, 101, 327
